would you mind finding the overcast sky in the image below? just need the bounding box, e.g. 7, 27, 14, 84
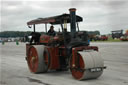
1, 0, 128, 34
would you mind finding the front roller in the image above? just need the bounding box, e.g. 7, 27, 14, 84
70, 50, 105, 80
27, 45, 49, 73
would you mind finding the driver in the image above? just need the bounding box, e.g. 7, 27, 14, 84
48, 25, 56, 36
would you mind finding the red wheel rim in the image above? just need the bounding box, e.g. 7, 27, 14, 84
28, 47, 39, 73
70, 53, 85, 80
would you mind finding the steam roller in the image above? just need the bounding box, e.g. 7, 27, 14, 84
25, 8, 106, 80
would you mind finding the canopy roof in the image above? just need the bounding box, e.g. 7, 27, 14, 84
27, 14, 83, 25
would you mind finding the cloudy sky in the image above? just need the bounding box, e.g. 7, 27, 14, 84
1, 0, 128, 34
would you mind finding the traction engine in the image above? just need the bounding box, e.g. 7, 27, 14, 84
26, 8, 106, 80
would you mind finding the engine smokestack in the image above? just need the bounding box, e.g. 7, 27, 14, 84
69, 8, 76, 37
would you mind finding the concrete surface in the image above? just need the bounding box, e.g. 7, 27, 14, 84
0, 42, 128, 85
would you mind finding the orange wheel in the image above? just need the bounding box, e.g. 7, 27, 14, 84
70, 53, 85, 80
27, 45, 49, 73
28, 46, 38, 73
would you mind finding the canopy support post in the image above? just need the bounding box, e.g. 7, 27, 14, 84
33, 24, 35, 32
45, 23, 47, 33
77, 22, 79, 32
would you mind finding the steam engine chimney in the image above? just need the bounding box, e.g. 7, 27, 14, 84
69, 8, 76, 37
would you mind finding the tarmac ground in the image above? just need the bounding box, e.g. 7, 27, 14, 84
0, 42, 128, 85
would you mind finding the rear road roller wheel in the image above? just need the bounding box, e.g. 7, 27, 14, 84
70, 51, 104, 80
27, 45, 49, 73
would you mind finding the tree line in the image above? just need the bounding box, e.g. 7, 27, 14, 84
0, 31, 100, 38
0, 31, 32, 38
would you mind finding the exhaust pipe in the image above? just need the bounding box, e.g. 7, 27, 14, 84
69, 8, 76, 38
